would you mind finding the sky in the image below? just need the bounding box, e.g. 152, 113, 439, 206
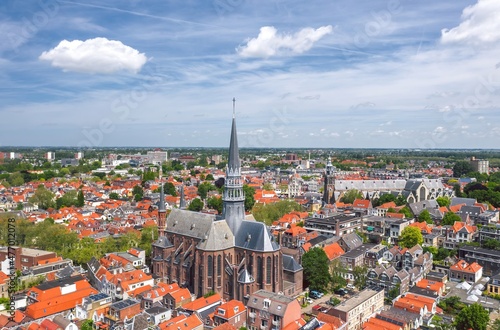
1, 0, 500, 149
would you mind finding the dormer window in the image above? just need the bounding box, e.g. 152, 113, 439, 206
263, 299, 271, 308
218, 309, 225, 315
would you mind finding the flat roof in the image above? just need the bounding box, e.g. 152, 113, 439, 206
332, 287, 383, 312
36, 275, 84, 291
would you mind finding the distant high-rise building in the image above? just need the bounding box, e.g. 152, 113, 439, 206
46, 151, 55, 161
470, 157, 489, 175
75, 151, 84, 160
147, 149, 168, 165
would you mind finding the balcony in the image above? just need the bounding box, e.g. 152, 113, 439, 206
249, 312, 256, 318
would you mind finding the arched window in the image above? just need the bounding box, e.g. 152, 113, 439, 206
217, 255, 222, 276
207, 256, 213, 277
257, 257, 263, 284
266, 256, 272, 284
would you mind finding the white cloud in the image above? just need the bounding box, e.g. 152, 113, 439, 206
237, 25, 332, 58
39, 37, 147, 74
441, 0, 500, 46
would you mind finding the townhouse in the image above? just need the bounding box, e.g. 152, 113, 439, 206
449, 260, 483, 283
246, 290, 302, 330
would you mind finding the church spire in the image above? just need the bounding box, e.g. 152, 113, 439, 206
223, 98, 245, 235
228, 97, 241, 174
158, 165, 166, 236
179, 184, 186, 209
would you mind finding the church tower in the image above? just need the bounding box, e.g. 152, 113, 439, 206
323, 156, 335, 205
158, 166, 167, 236
222, 98, 245, 236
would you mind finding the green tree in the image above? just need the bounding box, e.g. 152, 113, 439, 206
436, 196, 451, 207
262, 182, 274, 190
454, 303, 489, 330
302, 247, 331, 292
395, 195, 407, 206
164, 182, 177, 196
399, 226, 423, 248
205, 174, 215, 181
9, 172, 25, 186
207, 196, 223, 214
188, 198, 204, 212
198, 182, 216, 200
418, 209, 432, 224
435, 247, 451, 261
399, 206, 413, 218
340, 189, 363, 204
81, 320, 93, 330
330, 259, 347, 291
109, 192, 119, 200
442, 212, 462, 226
77, 190, 85, 207
132, 185, 143, 202
251, 200, 302, 226
453, 161, 474, 177
353, 265, 368, 290
243, 184, 256, 212
29, 185, 55, 209
375, 193, 395, 207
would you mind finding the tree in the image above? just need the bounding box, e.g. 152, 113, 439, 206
81, 320, 93, 330
436, 196, 451, 207
442, 212, 462, 226
8, 172, 24, 186
395, 195, 407, 206
164, 182, 177, 196
375, 193, 395, 207
198, 182, 216, 200
330, 259, 347, 291
263, 182, 274, 190
109, 192, 119, 200
399, 226, 423, 248
454, 303, 489, 330
132, 185, 143, 202
188, 198, 204, 212
418, 209, 432, 224
251, 200, 302, 226
76, 190, 85, 207
399, 206, 413, 218
205, 174, 214, 181
353, 265, 368, 290
453, 161, 474, 177
243, 184, 256, 212
302, 247, 331, 292
340, 189, 363, 204
207, 196, 223, 214
29, 185, 55, 210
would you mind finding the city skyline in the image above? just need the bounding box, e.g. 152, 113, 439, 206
1, 0, 500, 148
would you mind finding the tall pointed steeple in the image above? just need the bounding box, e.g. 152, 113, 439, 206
158, 166, 166, 236
179, 184, 186, 209
223, 98, 245, 235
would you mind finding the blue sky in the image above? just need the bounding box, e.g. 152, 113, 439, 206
1, 0, 500, 148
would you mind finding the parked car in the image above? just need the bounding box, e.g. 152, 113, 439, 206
310, 290, 324, 299
335, 288, 348, 296
306, 297, 314, 304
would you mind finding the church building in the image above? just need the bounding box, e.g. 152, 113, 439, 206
151, 101, 303, 302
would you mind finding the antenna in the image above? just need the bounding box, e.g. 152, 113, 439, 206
232, 97, 236, 118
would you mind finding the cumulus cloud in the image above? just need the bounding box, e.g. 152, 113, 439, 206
237, 25, 332, 58
441, 0, 500, 46
39, 37, 147, 74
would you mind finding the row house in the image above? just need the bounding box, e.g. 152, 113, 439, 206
304, 213, 363, 238
181, 293, 222, 323
444, 222, 478, 249
367, 265, 410, 296
458, 245, 500, 276
246, 290, 302, 330
327, 287, 385, 330
158, 313, 204, 330
209, 299, 247, 329
487, 273, 500, 295
449, 260, 483, 283
340, 244, 376, 280
94, 299, 142, 330
134, 282, 180, 309
281, 225, 307, 248
101, 269, 154, 300
393, 293, 437, 326
364, 244, 388, 268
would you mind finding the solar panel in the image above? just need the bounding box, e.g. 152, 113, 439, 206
89, 292, 109, 302
112, 299, 139, 310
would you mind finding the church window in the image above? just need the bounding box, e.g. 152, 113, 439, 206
257, 257, 263, 284
266, 257, 272, 284
217, 255, 222, 276
208, 256, 213, 277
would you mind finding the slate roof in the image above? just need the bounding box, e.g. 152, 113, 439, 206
153, 236, 174, 248
283, 254, 303, 273
340, 232, 363, 251
235, 220, 279, 252
197, 219, 234, 251
166, 208, 216, 240
451, 197, 476, 207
